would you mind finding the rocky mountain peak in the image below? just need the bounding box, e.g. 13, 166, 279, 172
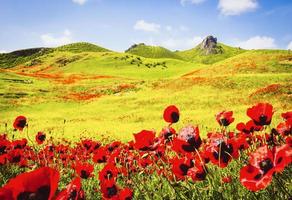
199, 36, 223, 55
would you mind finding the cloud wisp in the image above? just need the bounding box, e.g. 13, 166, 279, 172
134, 20, 161, 33
236, 36, 277, 49
41, 29, 73, 47
218, 0, 258, 16
180, 0, 206, 6
72, 0, 88, 5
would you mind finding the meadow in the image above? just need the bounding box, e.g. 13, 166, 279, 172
0, 43, 291, 141
0, 42, 291, 199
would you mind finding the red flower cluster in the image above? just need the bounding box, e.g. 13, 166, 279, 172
0, 102, 291, 200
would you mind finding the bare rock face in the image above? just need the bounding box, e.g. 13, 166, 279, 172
199, 36, 223, 55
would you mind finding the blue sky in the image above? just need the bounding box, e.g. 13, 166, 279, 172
1, 0, 292, 52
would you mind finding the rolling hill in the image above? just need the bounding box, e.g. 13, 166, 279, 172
55, 42, 111, 53
176, 41, 245, 64
125, 43, 183, 60
0, 42, 111, 68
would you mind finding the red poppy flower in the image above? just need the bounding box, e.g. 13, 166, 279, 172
100, 179, 119, 199
240, 164, 272, 192
36, 132, 46, 145
205, 140, 235, 168
159, 127, 176, 142
55, 177, 84, 200
0, 167, 59, 200
99, 163, 119, 182
276, 118, 292, 137
272, 144, 292, 173
249, 145, 274, 176
173, 126, 202, 153
171, 156, 194, 180
13, 116, 27, 131
247, 103, 274, 126
119, 188, 133, 200
93, 146, 108, 163
12, 139, 27, 149
81, 139, 101, 153
0, 138, 10, 155
240, 144, 291, 192
282, 111, 292, 120
7, 149, 24, 164
163, 105, 180, 124
133, 130, 156, 151
216, 111, 234, 126
187, 164, 207, 182
106, 141, 121, 153
236, 120, 262, 135
75, 162, 94, 179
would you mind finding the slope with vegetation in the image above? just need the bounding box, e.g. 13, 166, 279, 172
0, 36, 291, 141
125, 43, 183, 60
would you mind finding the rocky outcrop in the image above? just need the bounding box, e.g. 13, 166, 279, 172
199, 36, 223, 55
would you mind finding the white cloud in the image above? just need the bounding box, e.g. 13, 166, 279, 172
218, 0, 258, 16
41, 29, 73, 47
287, 41, 292, 50
72, 0, 87, 5
134, 20, 161, 33
236, 36, 277, 50
0, 50, 7, 54
160, 36, 203, 50
180, 0, 206, 6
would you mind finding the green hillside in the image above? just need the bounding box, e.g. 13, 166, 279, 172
0, 39, 291, 141
125, 43, 183, 60
0, 42, 111, 69
176, 43, 244, 64
183, 49, 292, 76
55, 42, 111, 53
0, 48, 52, 68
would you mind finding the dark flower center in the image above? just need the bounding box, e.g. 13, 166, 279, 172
213, 142, 233, 164
171, 112, 179, 123
179, 164, 190, 175
17, 185, 50, 200
69, 189, 77, 199
106, 185, 118, 198
17, 119, 27, 128
277, 157, 283, 164
219, 118, 229, 126
80, 170, 89, 179
84, 143, 91, 150
187, 136, 202, 149
97, 156, 106, 163
258, 115, 268, 126
38, 134, 46, 141
259, 159, 273, 174
15, 144, 23, 149
0, 146, 6, 155
164, 131, 173, 140
196, 171, 207, 180
12, 155, 21, 163
254, 173, 262, 180
105, 171, 113, 179
182, 144, 196, 152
